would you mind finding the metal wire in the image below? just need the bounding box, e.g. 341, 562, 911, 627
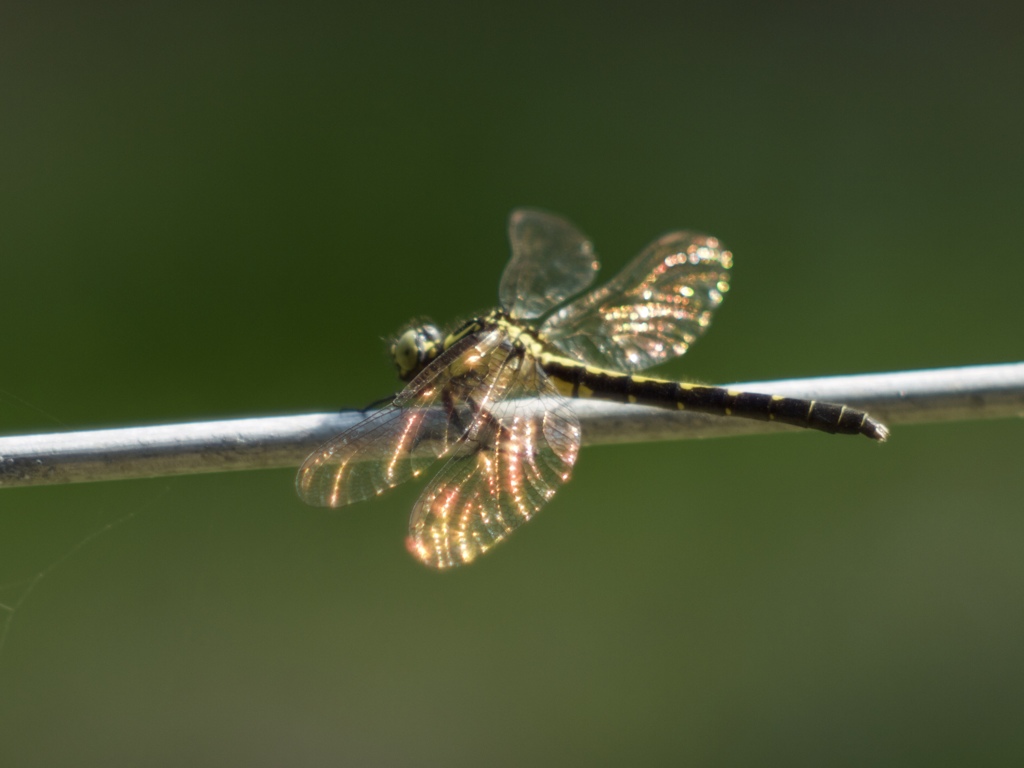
0, 362, 1021, 489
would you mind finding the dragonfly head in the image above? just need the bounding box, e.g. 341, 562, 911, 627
390, 321, 444, 381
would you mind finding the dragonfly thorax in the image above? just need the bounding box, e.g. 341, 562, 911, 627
391, 322, 444, 381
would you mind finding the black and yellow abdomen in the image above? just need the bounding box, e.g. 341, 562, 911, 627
539, 354, 888, 441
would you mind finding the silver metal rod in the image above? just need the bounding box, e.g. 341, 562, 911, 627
1, 362, 1021, 489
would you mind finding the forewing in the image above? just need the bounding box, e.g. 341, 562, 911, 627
539, 231, 732, 372
295, 329, 508, 507
406, 358, 581, 568
498, 208, 600, 319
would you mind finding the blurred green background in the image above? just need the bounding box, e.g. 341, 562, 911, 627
2, 2, 1023, 765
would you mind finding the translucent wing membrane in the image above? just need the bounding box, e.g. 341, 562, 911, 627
540, 232, 732, 372
296, 329, 510, 507
406, 358, 581, 569
499, 208, 600, 320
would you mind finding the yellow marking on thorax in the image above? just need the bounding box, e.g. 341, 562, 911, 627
494, 316, 546, 357
442, 322, 482, 350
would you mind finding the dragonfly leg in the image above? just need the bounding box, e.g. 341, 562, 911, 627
360, 393, 398, 412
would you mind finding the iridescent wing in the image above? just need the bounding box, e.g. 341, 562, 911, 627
406, 355, 581, 569
539, 232, 732, 372
296, 328, 511, 507
498, 208, 601, 320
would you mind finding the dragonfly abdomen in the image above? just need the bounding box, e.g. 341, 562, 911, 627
541, 357, 888, 441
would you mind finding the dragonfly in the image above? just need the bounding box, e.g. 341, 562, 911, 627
297, 209, 888, 568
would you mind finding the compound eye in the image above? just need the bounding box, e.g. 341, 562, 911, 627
392, 329, 421, 375
420, 323, 443, 346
